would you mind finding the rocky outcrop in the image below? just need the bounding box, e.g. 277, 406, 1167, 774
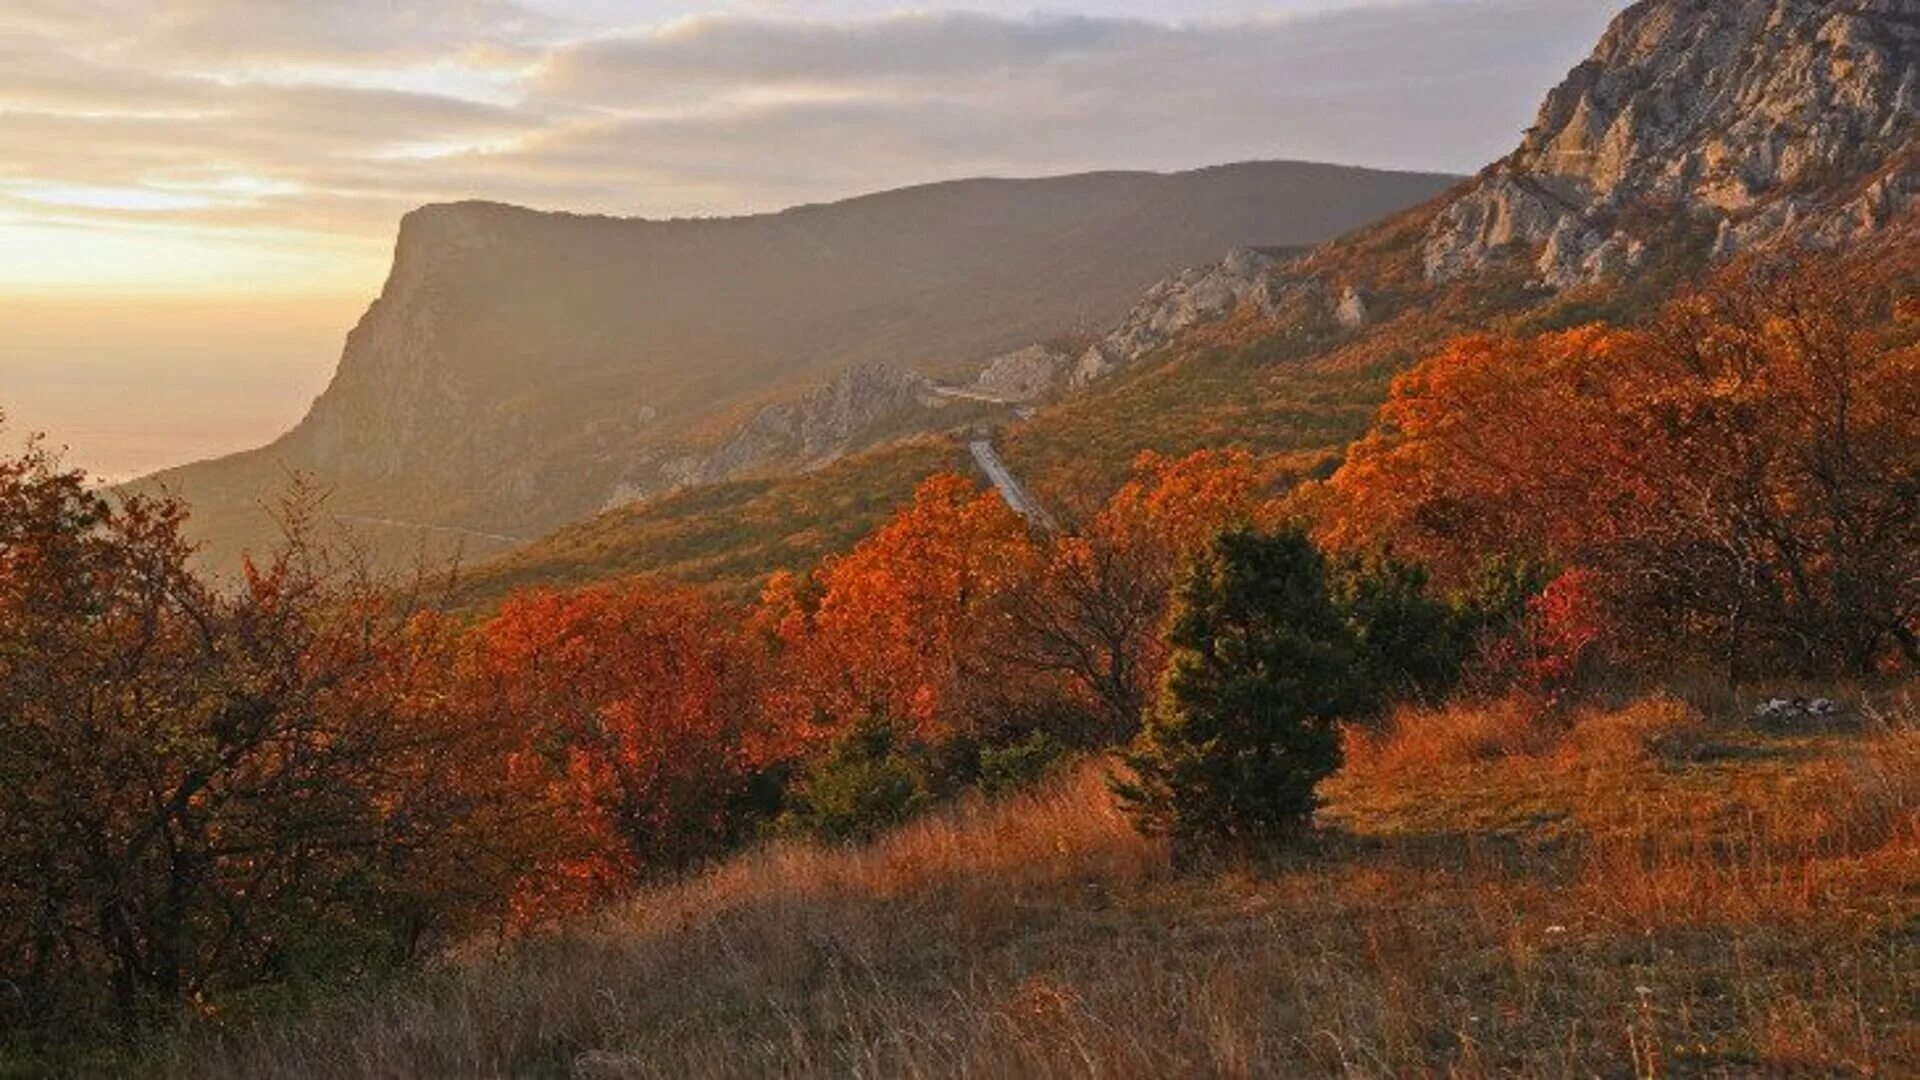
656, 364, 938, 491
1070, 248, 1280, 387
1425, 0, 1919, 286
972, 344, 1075, 402
1334, 286, 1371, 330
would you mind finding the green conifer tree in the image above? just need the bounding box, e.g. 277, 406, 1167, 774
1116, 528, 1363, 858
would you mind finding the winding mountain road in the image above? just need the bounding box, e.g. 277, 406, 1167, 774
331, 515, 526, 547
969, 438, 1056, 531
929, 385, 1019, 405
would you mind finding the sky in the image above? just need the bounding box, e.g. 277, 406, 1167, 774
0, 0, 1628, 480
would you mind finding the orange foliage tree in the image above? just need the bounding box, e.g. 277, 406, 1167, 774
1319, 257, 1920, 677
469, 582, 768, 897
0, 445, 561, 1037
998, 450, 1283, 737
758, 473, 1038, 742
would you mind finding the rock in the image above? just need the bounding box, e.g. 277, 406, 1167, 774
1424, 0, 1920, 287
618, 363, 936, 501
972, 344, 1074, 402
1070, 248, 1277, 387
1335, 286, 1371, 330
1711, 216, 1740, 259
1750, 696, 1850, 728
1423, 176, 1570, 283
1535, 216, 1607, 287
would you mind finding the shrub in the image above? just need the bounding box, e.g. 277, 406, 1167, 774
1473, 567, 1612, 706
1115, 529, 1365, 859
980, 732, 1071, 796
1334, 553, 1471, 709
0, 451, 559, 1040
778, 715, 932, 844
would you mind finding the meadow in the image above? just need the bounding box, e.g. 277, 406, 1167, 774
160, 687, 1916, 1078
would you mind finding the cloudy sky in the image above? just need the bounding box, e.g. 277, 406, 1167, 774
0, 0, 1627, 478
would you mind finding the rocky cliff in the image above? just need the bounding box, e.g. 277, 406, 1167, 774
1070, 248, 1285, 388
1424, 0, 1918, 287
828, 0, 1920, 407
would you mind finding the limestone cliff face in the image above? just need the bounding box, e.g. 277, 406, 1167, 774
1424, 0, 1919, 286
285, 205, 506, 478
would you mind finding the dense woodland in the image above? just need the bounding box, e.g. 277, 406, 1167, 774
1, 256, 1915, 1060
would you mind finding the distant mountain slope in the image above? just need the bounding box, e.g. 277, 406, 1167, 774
457, 0, 1918, 605
142, 161, 1457, 570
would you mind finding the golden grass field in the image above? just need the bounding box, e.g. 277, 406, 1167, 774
161, 688, 1917, 1078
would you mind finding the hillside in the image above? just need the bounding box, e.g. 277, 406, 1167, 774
138, 162, 1457, 572
459, 0, 1918, 604
152, 693, 1919, 1077
8, 1, 1918, 1073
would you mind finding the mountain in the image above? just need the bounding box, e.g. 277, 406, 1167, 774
140, 162, 1457, 570
450, 0, 1918, 607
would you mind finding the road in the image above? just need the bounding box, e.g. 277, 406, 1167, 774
928, 385, 1020, 405
332, 515, 525, 547
968, 439, 1056, 531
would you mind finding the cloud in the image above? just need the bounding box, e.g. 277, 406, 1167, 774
539, 12, 1151, 97
0, 0, 1630, 250
129, 0, 558, 67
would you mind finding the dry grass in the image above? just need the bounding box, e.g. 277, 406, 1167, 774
158, 691, 1918, 1078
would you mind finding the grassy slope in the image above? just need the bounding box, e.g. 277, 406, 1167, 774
162, 690, 1918, 1077
449, 439, 969, 607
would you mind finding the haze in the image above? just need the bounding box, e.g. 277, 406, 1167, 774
1, 0, 1625, 478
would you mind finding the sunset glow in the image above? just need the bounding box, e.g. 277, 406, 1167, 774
3, 0, 1621, 477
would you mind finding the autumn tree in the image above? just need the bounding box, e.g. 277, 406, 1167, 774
759, 473, 1038, 744
1320, 256, 1920, 678
0, 440, 559, 1039
469, 581, 768, 890
998, 450, 1279, 740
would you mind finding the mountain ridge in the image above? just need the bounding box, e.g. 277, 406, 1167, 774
141, 160, 1459, 570
446, 0, 1919, 606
